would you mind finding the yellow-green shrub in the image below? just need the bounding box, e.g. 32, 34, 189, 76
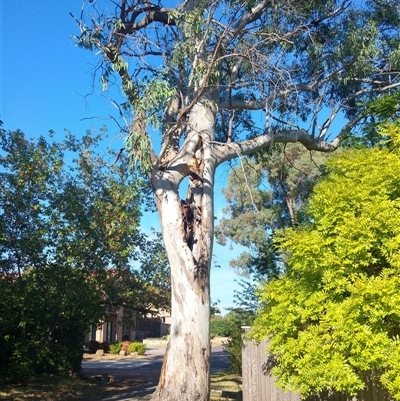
128, 342, 147, 355
253, 127, 400, 399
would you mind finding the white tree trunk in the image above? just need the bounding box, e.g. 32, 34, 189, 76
147, 100, 335, 400
150, 103, 216, 401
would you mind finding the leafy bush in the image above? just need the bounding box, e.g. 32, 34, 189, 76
224, 326, 243, 374
210, 316, 233, 337
128, 342, 147, 355
99, 342, 110, 353
88, 340, 100, 353
222, 309, 255, 374
0, 266, 105, 382
253, 134, 400, 398
109, 341, 123, 354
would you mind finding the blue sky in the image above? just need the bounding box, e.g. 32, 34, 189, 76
1, 1, 244, 312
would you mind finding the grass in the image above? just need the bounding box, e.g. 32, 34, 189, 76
210, 371, 242, 400
0, 376, 104, 401
0, 370, 242, 401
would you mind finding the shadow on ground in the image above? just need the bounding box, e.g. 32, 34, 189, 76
83, 370, 159, 400
81, 353, 164, 400
210, 349, 231, 373
81, 346, 230, 400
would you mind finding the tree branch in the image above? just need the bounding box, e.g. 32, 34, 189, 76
117, 4, 176, 34
225, 0, 273, 44
214, 129, 339, 165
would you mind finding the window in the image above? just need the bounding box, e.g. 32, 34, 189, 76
105, 321, 112, 343
89, 325, 97, 341
122, 323, 130, 341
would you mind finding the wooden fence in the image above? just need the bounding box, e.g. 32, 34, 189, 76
241, 327, 392, 401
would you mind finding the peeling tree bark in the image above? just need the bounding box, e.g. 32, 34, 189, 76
150, 103, 217, 401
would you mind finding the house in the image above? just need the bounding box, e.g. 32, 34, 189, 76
85, 266, 171, 344
86, 305, 171, 343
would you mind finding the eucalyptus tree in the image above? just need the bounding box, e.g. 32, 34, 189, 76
217, 144, 330, 272
73, 1, 400, 399
215, 144, 330, 312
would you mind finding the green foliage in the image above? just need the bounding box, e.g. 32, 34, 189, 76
74, 1, 400, 174
209, 309, 255, 374
0, 266, 105, 381
210, 316, 232, 337
0, 127, 168, 381
378, 119, 400, 150
222, 309, 255, 374
217, 144, 330, 311
124, 77, 177, 172
0, 128, 145, 274
217, 144, 329, 273
122, 230, 171, 316
109, 341, 123, 354
224, 325, 243, 375
366, 91, 400, 121
253, 123, 400, 399
127, 342, 147, 355
345, 91, 400, 147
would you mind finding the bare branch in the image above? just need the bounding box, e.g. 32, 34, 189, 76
227, 0, 273, 42
123, 7, 176, 31
214, 129, 339, 166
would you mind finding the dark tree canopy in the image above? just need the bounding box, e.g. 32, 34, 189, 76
0, 127, 170, 381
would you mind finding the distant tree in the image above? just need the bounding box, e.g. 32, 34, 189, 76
209, 306, 253, 374
253, 122, 400, 399
73, 1, 400, 398
216, 144, 329, 310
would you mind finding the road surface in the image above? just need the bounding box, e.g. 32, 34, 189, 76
81, 345, 230, 400
82, 345, 229, 373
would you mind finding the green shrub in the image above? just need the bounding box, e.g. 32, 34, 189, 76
128, 342, 147, 355
210, 316, 233, 337
224, 326, 243, 374
220, 309, 255, 374
109, 341, 123, 354
88, 340, 100, 353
